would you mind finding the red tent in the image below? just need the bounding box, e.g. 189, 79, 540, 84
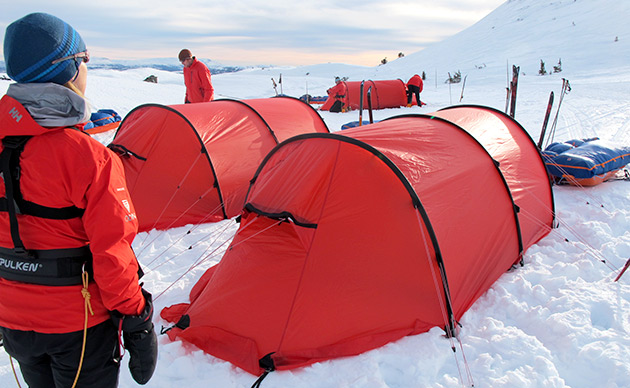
320, 79, 409, 111
432, 105, 555, 249
109, 97, 329, 232
161, 106, 554, 376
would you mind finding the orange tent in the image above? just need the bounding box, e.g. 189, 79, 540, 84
320, 79, 409, 111
108, 97, 329, 232
161, 106, 554, 376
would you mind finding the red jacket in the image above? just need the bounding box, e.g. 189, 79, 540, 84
183, 58, 215, 103
327, 82, 348, 105
407, 74, 424, 92
0, 95, 144, 333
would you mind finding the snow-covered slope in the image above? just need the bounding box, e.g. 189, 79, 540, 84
377, 0, 630, 80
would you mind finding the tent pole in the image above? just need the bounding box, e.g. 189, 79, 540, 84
359, 81, 365, 126
367, 86, 373, 124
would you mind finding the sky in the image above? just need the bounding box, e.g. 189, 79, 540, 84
1, 0, 505, 66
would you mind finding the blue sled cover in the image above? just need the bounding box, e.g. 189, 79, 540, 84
542, 138, 630, 181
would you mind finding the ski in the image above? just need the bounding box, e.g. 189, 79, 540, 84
509, 65, 520, 118
537, 91, 555, 149
271, 78, 278, 96
459, 75, 467, 102
279, 74, 283, 95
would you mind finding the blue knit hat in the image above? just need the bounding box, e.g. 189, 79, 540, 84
4, 13, 87, 84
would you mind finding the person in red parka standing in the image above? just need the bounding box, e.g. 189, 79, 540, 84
179, 49, 215, 103
0, 13, 157, 388
406, 74, 424, 107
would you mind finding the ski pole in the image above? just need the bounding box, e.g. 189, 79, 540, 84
505, 60, 510, 113
614, 258, 630, 282
505, 87, 510, 113
546, 79, 571, 148
537, 91, 554, 149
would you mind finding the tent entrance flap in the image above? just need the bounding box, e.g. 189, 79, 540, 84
244, 203, 318, 229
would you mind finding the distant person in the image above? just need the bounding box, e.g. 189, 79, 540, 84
327, 77, 348, 113
0, 12, 157, 387
179, 49, 214, 103
406, 74, 423, 107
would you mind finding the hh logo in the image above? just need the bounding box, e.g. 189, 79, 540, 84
9, 107, 22, 123
122, 199, 131, 212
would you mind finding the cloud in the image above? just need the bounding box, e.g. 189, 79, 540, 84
1, 0, 504, 66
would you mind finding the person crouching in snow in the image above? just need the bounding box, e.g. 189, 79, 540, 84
327, 77, 348, 112
179, 48, 215, 103
0, 13, 157, 387
406, 74, 423, 107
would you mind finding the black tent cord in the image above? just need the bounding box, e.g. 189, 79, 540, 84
250, 353, 275, 388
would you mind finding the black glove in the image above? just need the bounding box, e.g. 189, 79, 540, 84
111, 288, 158, 385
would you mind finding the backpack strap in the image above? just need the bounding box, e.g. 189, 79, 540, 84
0, 136, 85, 255
1, 136, 31, 254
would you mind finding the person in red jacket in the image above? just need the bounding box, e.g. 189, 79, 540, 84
326, 77, 348, 112
179, 49, 215, 103
0, 13, 157, 387
406, 74, 424, 107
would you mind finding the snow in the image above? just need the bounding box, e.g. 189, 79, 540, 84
2, 0, 630, 387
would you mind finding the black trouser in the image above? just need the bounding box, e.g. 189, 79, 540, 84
1, 320, 120, 388
330, 99, 344, 113
407, 85, 421, 105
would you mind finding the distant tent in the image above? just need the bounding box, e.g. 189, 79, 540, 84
109, 97, 329, 232
320, 79, 410, 111
162, 106, 554, 376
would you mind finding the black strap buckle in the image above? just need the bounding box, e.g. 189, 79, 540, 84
1, 136, 31, 150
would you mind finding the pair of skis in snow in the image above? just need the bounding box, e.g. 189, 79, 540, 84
505, 64, 520, 118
